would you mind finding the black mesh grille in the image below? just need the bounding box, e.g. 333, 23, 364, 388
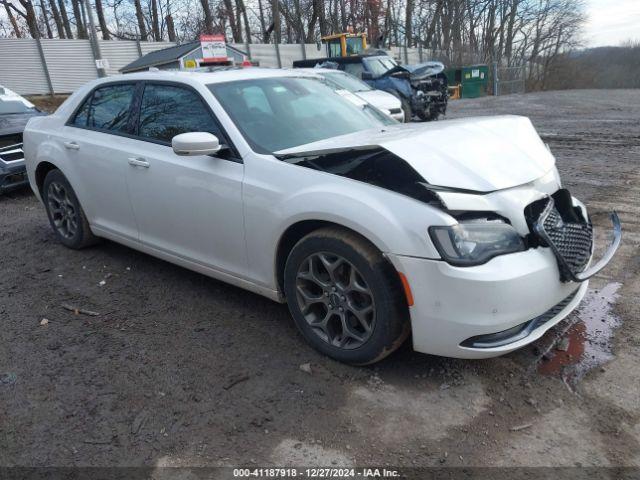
530, 193, 594, 282
542, 206, 593, 275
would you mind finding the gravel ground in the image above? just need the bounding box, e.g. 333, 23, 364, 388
1, 89, 639, 470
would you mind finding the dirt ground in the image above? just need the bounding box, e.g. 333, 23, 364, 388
2, 90, 639, 472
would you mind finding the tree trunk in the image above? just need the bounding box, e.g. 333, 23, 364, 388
165, 13, 176, 41
48, 0, 65, 37
94, 0, 109, 39
70, 0, 86, 38
257, 0, 268, 41
17, 0, 40, 38
271, 0, 280, 43
404, 0, 413, 47
425, 0, 442, 49
505, 0, 519, 64
4, 3, 23, 37
134, 0, 147, 38
222, 0, 240, 42
150, 0, 160, 40
58, 0, 73, 38
339, 0, 346, 32
40, 0, 53, 38
199, 0, 213, 34
236, 0, 251, 43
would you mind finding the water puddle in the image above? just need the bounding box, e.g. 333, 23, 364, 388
537, 282, 622, 387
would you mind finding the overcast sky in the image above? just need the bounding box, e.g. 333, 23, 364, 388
584, 0, 640, 46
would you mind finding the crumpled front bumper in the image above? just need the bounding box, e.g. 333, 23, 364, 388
388, 249, 590, 359
386, 195, 621, 359
533, 196, 622, 282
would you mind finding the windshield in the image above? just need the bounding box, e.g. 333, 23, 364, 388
363, 56, 399, 77
0, 98, 37, 115
209, 77, 394, 154
319, 71, 372, 92
345, 36, 365, 55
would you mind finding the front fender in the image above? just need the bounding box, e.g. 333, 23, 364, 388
242, 156, 454, 290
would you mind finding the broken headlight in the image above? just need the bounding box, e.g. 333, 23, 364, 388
429, 221, 525, 266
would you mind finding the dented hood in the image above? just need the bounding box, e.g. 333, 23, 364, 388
276, 115, 555, 193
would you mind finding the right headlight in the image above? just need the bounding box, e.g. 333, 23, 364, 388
429, 221, 525, 266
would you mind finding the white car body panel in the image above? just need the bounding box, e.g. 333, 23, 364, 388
23, 69, 615, 359
293, 68, 404, 121
354, 90, 404, 121
278, 116, 555, 192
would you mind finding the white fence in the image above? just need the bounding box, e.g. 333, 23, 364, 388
0, 38, 433, 96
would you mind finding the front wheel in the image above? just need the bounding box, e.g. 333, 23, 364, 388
284, 227, 410, 365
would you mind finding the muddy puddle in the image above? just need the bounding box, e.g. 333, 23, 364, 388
537, 282, 622, 387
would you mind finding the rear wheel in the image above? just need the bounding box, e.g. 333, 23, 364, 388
42, 169, 98, 249
284, 227, 410, 365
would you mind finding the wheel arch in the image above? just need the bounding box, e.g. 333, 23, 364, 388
274, 219, 391, 296
35, 161, 60, 196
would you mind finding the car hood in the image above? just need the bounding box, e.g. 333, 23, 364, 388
275, 115, 555, 193
0, 111, 45, 136
403, 61, 446, 79
355, 90, 401, 111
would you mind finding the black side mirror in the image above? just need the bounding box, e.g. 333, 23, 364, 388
361, 71, 373, 80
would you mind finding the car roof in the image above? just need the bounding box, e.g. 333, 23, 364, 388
294, 68, 344, 75
111, 67, 310, 86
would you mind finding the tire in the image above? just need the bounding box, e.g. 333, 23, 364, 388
284, 227, 410, 365
42, 169, 98, 249
400, 97, 412, 123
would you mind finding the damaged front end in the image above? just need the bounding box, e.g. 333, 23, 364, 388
404, 61, 449, 121
525, 189, 621, 283
276, 142, 621, 284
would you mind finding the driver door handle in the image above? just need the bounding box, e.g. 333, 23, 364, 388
128, 157, 150, 168
63, 141, 80, 150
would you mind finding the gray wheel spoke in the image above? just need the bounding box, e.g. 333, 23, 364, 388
347, 304, 374, 333
47, 181, 78, 240
318, 253, 345, 284
296, 284, 326, 314
346, 266, 369, 294
295, 252, 376, 351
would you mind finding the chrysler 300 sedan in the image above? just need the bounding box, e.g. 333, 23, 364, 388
23, 68, 621, 364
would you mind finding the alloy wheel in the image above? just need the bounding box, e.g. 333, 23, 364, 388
47, 181, 78, 240
295, 252, 376, 349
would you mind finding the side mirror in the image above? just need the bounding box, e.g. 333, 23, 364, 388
172, 132, 221, 156
361, 71, 373, 80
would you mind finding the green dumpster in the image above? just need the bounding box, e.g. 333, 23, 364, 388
445, 64, 489, 99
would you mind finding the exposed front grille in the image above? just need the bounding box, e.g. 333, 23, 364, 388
528, 189, 594, 282
0, 143, 24, 163
542, 205, 593, 276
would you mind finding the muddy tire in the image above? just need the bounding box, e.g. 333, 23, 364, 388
400, 97, 412, 123
284, 227, 410, 365
42, 169, 98, 249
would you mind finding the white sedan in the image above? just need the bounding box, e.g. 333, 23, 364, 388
295, 68, 405, 122
23, 69, 621, 364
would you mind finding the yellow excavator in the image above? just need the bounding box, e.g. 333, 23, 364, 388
321, 32, 368, 57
